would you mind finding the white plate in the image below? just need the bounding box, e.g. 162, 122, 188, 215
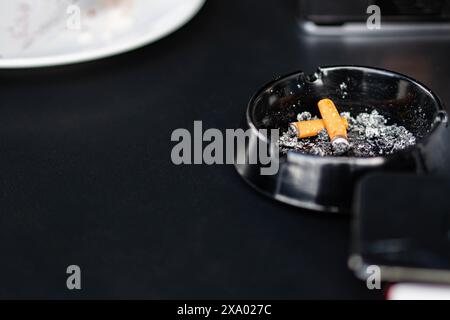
0, 0, 206, 68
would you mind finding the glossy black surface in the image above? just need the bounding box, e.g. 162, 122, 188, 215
237, 66, 447, 213
0, 0, 450, 299
351, 173, 450, 283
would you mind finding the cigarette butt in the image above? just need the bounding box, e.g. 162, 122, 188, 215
290, 117, 349, 138
317, 99, 350, 153
317, 99, 348, 140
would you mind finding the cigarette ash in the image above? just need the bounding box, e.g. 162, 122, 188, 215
279, 110, 417, 157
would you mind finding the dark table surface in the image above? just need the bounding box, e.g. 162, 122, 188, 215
1, 0, 449, 299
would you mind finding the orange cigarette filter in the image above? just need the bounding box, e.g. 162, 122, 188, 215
317, 99, 348, 142
290, 117, 349, 139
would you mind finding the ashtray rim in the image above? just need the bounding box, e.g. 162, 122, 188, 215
246, 65, 448, 163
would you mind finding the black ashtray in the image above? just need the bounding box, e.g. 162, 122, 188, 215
235, 66, 449, 213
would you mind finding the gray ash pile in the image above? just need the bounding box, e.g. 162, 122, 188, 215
279, 110, 416, 157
